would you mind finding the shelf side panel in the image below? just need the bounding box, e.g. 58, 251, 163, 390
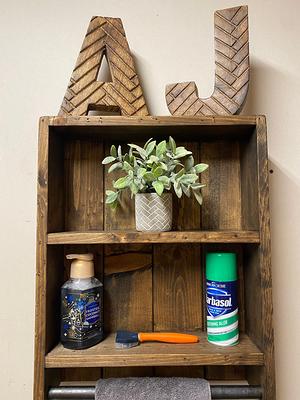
245, 117, 276, 400
34, 118, 50, 400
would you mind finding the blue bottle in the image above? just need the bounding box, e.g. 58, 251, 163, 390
61, 253, 103, 349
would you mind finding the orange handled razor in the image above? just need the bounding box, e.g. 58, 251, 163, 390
115, 330, 199, 348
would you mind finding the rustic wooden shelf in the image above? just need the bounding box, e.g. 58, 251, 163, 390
47, 230, 260, 245
45, 332, 264, 368
34, 115, 276, 400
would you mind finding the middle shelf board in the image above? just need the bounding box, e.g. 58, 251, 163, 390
47, 230, 260, 245
45, 332, 264, 368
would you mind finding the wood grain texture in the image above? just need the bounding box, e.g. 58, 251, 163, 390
153, 244, 202, 332
64, 139, 103, 231
103, 142, 153, 378
166, 6, 249, 116
59, 17, 148, 117
48, 115, 257, 127
35, 116, 275, 398
246, 116, 276, 400
200, 139, 244, 381
47, 230, 260, 245
201, 140, 242, 230
154, 140, 203, 377
34, 117, 51, 399
45, 332, 264, 368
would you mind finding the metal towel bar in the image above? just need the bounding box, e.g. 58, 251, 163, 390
48, 385, 262, 399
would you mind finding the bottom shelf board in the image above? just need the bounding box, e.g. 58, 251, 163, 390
45, 332, 264, 368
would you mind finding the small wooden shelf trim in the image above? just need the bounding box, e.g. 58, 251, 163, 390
45, 115, 258, 127
47, 230, 260, 245
45, 332, 264, 368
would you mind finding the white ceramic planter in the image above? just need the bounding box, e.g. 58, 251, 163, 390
135, 192, 172, 231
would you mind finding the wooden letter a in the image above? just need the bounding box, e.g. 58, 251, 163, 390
59, 17, 149, 116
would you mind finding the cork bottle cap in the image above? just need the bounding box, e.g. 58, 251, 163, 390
66, 253, 94, 279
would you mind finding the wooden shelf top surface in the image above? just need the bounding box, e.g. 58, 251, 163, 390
47, 230, 260, 245
42, 115, 260, 127
45, 332, 264, 368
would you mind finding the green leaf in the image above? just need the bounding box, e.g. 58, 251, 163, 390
175, 168, 185, 179
113, 176, 131, 189
153, 166, 164, 178
182, 184, 191, 197
194, 163, 209, 173
117, 145, 122, 161
143, 138, 154, 149
179, 173, 198, 185
174, 181, 182, 198
191, 183, 206, 190
193, 189, 203, 205
108, 162, 122, 173
185, 155, 194, 171
158, 176, 170, 185
123, 161, 133, 171
145, 140, 156, 156
169, 136, 176, 153
130, 182, 139, 195
153, 180, 164, 196
106, 191, 119, 204
137, 167, 147, 178
128, 143, 147, 159
160, 162, 168, 171
174, 147, 192, 159
110, 145, 117, 158
143, 172, 155, 182
147, 155, 159, 164
106, 190, 115, 196
156, 140, 167, 157
102, 156, 116, 164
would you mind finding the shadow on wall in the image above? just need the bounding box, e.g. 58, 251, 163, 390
268, 157, 300, 400
242, 57, 283, 115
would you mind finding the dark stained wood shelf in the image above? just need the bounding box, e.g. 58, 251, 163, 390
35, 116, 276, 399
47, 230, 260, 245
45, 332, 264, 368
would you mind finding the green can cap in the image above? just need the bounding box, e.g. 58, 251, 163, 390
206, 252, 237, 282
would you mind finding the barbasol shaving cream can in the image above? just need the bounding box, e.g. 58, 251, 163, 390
206, 253, 238, 346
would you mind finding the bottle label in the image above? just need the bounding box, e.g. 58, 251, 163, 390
206, 279, 238, 346
61, 287, 103, 343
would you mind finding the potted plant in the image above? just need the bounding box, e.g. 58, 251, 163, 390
102, 137, 208, 232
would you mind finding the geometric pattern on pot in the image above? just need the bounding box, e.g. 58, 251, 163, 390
165, 6, 249, 116
59, 16, 149, 116
135, 193, 173, 232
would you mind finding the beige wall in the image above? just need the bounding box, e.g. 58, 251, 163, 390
0, 0, 299, 398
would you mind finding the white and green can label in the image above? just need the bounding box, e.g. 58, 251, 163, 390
206, 279, 239, 346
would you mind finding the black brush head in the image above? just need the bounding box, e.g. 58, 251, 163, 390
115, 330, 139, 348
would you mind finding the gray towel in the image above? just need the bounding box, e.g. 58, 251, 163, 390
95, 377, 211, 400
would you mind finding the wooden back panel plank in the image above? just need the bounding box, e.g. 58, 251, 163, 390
63, 139, 104, 382
154, 142, 203, 377
240, 134, 259, 230
201, 140, 242, 230
200, 140, 245, 381
103, 140, 153, 377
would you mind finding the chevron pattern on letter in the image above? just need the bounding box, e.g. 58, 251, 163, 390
165, 6, 249, 116
59, 16, 149, 116
135, 193, 172, 232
